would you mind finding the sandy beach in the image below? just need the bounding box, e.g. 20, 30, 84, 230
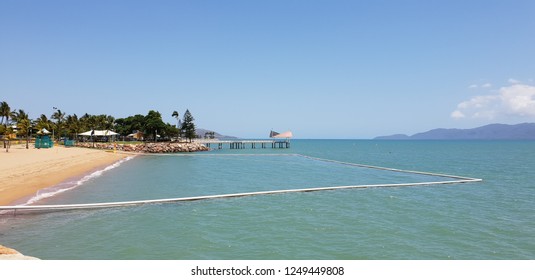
0, 143, 128, 206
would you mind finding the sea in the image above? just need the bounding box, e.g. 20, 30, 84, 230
0, 140, 534, 260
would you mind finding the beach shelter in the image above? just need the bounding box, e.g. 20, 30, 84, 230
37, 128, 51, 135
79, 130, 93, 136
79, 130, 119, 136
79, 130, 119, 143
101, 130, 119, 137
35, 129, 53, 148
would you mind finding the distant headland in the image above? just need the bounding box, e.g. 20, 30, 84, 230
375, 123, 535, 140
195, 128, 237, 140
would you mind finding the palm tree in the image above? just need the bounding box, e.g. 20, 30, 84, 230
0, 101, 10, 127
172, 110, 180, 140
13, 109, 31, 149
51, 109, 66, 141
35, 114, 52, 131
80, 113, 92, 132
104, 115, 115, 130
65, 114, 81, 139
1, 101, 12, 150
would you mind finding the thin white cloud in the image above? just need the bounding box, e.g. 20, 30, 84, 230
468, 82, 492, 89
452, 82, 535, 119
508, 78, 521, 84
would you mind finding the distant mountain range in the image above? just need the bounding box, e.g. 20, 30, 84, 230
374, 123, 535, 140
195, 128, 237, 139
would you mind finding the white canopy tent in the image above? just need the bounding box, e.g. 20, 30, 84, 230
37, 128, 51, 135
79, 130, 119, 136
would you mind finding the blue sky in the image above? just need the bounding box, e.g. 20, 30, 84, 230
1, 0, 534, 138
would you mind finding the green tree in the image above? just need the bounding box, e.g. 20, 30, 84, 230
65, 114, 81, 139
80, 113, 93, 132
91, 114, 115, 130
0, 101, 11, 135
172, 110, 181, 140
1, 101, 13, 150
104, 115, 115, 130
114, 117, 128, 136
76, 113, 116, 132
163, 122, 179, 140
204, 131, 215, 139
144, 110, 166, 141
0, 101, 10, 126
51, 109, 66, 141
114, 114, 146, 137
35, 114, 52, 131
181, 109, 196, 142
115, 115, 136, 136
13, 109, 31, 149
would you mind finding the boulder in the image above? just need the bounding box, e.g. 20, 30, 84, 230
75, 141, 209, 153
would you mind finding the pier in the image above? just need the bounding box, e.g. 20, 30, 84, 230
195, 139, 290, 149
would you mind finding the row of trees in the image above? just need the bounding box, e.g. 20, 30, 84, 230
0, 100, 198, 148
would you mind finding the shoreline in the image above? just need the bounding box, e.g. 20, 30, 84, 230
0, 244, 39, 260
0, 144, 129, 206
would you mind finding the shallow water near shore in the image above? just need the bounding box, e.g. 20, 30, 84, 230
1, 140, 534, 259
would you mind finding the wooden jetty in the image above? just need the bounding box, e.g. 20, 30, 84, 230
195, 139, 290, 149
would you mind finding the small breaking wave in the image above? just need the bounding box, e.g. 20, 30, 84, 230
22, 156, 135, 206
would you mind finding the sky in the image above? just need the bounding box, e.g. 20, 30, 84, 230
1, 0, 534, 139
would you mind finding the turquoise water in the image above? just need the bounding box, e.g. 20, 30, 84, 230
1, 140, 534, 259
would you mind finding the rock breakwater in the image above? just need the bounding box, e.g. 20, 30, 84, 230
75, 142, 209, 153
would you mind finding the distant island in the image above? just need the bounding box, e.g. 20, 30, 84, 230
375, 123, 535, 140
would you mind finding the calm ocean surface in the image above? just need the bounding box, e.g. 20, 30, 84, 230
1, 140, 534, 259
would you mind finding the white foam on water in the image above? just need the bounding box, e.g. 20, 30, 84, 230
21, 156, 135, 206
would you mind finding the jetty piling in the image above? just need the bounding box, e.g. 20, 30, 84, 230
196, 140, 290, 150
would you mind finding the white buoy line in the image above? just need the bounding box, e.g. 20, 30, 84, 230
0, 153, 482, 213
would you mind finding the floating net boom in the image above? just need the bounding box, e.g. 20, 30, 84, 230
0, 154, 482, 213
